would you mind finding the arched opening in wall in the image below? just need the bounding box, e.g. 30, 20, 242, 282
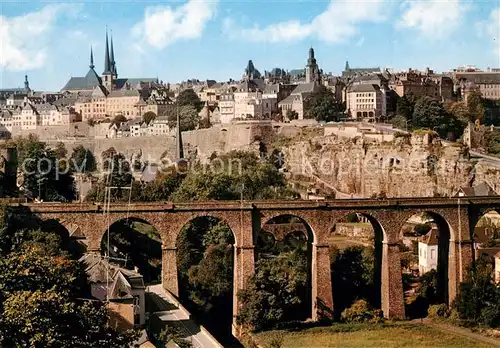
41, 219, 85, 258
255, 215, 313, 324
99, 217, 162, 285
328, 213, 383, 320
399, 212, 450, 319
472, 210, 500, 274
176, 216, 236, 346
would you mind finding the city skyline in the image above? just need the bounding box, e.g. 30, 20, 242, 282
1, 0, 499, 91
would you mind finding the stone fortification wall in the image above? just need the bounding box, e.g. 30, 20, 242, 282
12, 122, 94, 140
44, 122, 275, 166
283, 132, 500, 198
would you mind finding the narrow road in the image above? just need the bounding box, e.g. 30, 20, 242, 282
147, 284, 222, 348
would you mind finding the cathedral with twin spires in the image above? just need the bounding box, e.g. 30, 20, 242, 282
61, 30, 158, 93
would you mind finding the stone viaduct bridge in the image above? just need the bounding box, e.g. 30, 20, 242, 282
14, 196, 500, 326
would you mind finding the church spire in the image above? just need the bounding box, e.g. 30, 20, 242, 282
89, 46, 95, 69
103, 28, 111, 75
345, 60, 350, 71
175, 105, 184, 161
24, 75, 30, 91
110, 32, 117, 77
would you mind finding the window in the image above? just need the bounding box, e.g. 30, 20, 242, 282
431, 249, 435, 260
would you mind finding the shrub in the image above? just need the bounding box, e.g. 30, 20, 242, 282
428, 304, 450, 319
266, 333, 284, 348
341, 299, 383, 324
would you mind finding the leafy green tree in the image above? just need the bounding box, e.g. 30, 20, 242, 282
412, 96, 464, 139
70, 145, 96, 173
112, 114, 127, 126
390, 115, 410, 131
286, 109, 299, 121
19, 139, 75, 201
330, 246, 376, 318
340, 299, 383, 323
167, 105, 201, 132
396, 94, 415, 120
142, 111, 157, 124
303, 85, 343, 122
54, 142, 67, 159
237, 249, 308, 331
485, 129, 500, 156
198, 117, 211, 129
158, 325, 193, 348
467, 90, 485, 123
0, 290, 138, 347
453, 258, 500, 327
176, 89, 203, 112
447, 101, 470, 125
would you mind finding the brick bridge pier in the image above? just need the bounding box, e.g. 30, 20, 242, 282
17, 197, 500, 331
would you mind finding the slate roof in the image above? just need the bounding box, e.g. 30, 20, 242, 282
108, 89, 142, 98
61, 68, 102, 91
455, 73, 500, 84
420, 227, 439, 246
289, 69, 305, 77
291, 82, 318, 94
114, 78, 158, 89
349, 84, 381, 93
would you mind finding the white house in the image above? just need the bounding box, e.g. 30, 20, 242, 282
149, 116, 171, 136
418, 227, 439, 274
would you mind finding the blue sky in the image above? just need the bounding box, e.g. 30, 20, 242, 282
0, 0, 499, 91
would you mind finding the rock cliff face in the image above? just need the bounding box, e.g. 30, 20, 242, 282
283, 132, 500, 198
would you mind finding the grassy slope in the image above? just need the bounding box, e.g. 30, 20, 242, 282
254, 323, 492, 348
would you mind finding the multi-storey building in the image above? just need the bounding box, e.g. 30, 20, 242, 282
346, 84, 386, 121
454, 68, 500, 101
388, 69, 454, 102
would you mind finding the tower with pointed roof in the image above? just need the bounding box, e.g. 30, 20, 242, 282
89, 46, 95, 69
110, 33, 117, 79
24, 75, 30, 92
102, 29, 114, 92
345, 60, 351, 71
305, 47, 320, 83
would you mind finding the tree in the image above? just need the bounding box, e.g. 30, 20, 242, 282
467, 90, 485, 123
396, 94, 415, 120
87, 119, 96, 127
412, 96, 464, 139
54, 142, 67, 159
237, 249, 308, 331
0, 290, 138, 347
142, 111, 157, 124
303, 85, 343, 122
390, 115, 409, 131
447, 101, 470, 125
19, 138, 75, 201
167, 105, 200, 132
70, 145, 96, 173
198, 118, 211, 129
453, 258, 500, 327
286, 110, 298, 121
112, 114, 127, 126
330, 246, 376, 318
176, 89, 203, 112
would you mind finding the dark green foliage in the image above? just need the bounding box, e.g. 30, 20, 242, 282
16, 137, 75, 202
453, 259, 500, 327
0, 208, 138, 347
70, 145, 96, 173
412, 96, 464, 139
112, 114, 127, 126
166, 105, 201, 132
303, 85, 344, 122
142, 111, 157, 124
101, 220, 162, 284
396, 94, 415, 120
172, 150, 297, 201
237, 249, 308, 331
467, 90, 485, 123
286, 110, 298, 121
330, 246, 376, 319
484, 129, 500, 156
176, 88, 203, 112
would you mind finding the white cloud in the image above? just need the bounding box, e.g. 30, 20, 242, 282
132, 0, 219, 49
397, 0, 470, 38
476, 8, 500, 58
0, 4, 81, 71
223, 0, 387, 43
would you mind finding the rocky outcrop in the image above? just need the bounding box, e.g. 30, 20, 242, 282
283, 132, 500, 198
